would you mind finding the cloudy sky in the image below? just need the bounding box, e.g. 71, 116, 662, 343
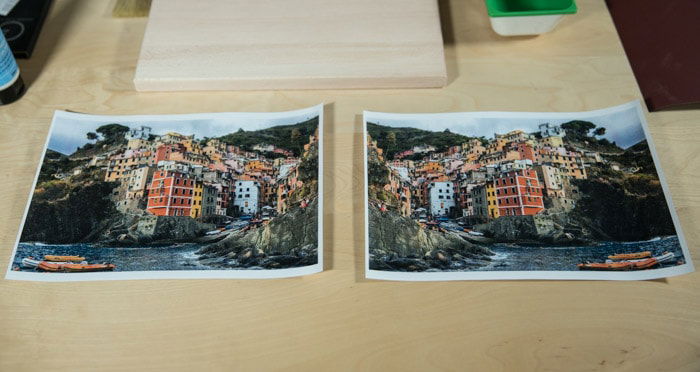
47, 106, 322, 155
365, 102, 647, 149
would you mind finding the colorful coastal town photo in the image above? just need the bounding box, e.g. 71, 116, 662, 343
364, 102, 692, 280
7, 106, 323, 280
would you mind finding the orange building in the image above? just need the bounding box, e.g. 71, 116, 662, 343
154, 144, 183, 163
494, 169, 544, 217
105, 151, 154, 182
417, 161, 444, 175
512, 142, 536, 162
534, 148, 587, 179
146, 170, 195, 217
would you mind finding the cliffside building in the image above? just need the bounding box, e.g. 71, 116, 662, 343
233, 180, 260, 215
494, 169, 544, 216
427, 181, 455, 216
146, 170, 196, 217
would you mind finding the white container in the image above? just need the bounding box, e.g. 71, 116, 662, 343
489, 14, 566, 36
484, 0, 577, 37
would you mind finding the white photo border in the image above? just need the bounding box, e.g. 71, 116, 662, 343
364, 101, 694, 281
6, 104, 324, 281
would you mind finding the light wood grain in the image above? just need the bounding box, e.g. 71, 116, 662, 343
1, 0, 699, 371
133, 0, 447, 91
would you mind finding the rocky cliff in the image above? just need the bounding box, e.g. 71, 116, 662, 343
570, 174, 676, 241
96, 214, 215, 246
474, 173, 676, 245
197, 198, 318, 269
20, 181, 118, 244
474, 214, 595, 246
368, 206, 493, 271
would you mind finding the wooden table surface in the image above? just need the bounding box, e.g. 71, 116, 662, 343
1, 1, 699, 371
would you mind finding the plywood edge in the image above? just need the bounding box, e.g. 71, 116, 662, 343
133, 74, 448, 92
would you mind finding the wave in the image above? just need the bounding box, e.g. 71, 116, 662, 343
621, 236, 663, 245
490, 252, 509, 260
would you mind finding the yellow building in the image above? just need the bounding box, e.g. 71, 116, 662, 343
418, 161, 444, 174
181, 139, 203, 155
539, 135, 564, 148
190, 181, 203, 219
485, 182, 499, 219
245, 159, 273, 174
366, 134, 384, 161
127, 138, 149, 150
105, 152, 154, 182
160, 132, 194, 144
535, 149, 587, 180
480, 150, 520, 166
485, 138, 508, 154
496, 130, 531, 143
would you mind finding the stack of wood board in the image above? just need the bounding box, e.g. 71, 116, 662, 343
134, 0, 447, 91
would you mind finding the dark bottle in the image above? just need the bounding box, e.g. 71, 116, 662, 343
0, 31, 25, 105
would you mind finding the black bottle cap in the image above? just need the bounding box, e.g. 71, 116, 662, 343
0, 74, 25, 105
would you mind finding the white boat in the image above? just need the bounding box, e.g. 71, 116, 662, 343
654, 251, 675, 264
21, 257, 42, 269
605, 251, 674, 264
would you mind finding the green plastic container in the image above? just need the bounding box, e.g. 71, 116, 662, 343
485, 0, 577, 36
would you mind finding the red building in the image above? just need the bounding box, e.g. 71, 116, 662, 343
494, 169, 544, 216
146, 170, 195, 216
512, 142, 536, 162
154, 144, 184, 163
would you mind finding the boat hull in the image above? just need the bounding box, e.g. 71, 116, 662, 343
37, 262, 68, 272
61, 264, 116, 273
44, 255, 85, 262
607, 251, 651, 261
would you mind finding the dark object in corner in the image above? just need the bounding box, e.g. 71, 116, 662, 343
0, 0, 52, 58
606, 0, 700, 111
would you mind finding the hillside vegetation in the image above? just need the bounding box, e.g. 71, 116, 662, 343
219, 117, 318, 156
367, 123, 478, 159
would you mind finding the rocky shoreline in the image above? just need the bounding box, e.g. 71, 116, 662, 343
368, 205, 494, 272
196, 198, 319, 269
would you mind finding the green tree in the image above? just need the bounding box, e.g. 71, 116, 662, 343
593, 127, 606, 136
96, 124, 129, 143
561, 120, 596, 142
386, 131, 397, 158
291, 128, 302, 155
86, 132, 98, 141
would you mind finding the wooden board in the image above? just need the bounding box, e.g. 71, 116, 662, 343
134, 0, 447, 91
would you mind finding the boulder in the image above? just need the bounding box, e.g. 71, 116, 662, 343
368, 205, 492, 271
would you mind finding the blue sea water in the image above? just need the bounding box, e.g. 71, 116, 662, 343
478, 235, 685, 271
11, 243, 213, 272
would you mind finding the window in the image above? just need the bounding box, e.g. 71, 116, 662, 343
438, 195, 443, 199
245, 194, 250, 198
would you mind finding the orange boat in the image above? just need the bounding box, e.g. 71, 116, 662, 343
631, 258, 658, 270
607, 251, 651, 261
37, 261, 69, 272
578, 258, 659, 271
61, 263, 116, 272
577, 261, 635, 271
44, 255, 85, 262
